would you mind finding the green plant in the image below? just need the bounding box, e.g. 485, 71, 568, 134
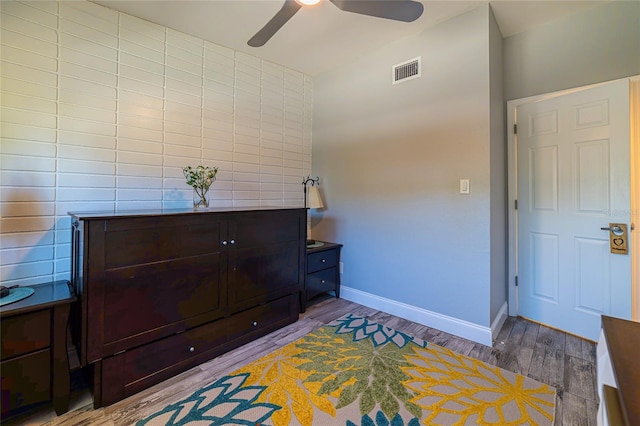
183, 165, 218, 207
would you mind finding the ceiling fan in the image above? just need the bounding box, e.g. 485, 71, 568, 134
248, 0, 424, 47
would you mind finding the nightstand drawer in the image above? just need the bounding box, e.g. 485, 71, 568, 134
0, 280, 76, 417
308, 250, 337, 273
1, 348, 51, 413
307, 268, 337, 295
302, 242, 343, 311
1, 310, 50, 359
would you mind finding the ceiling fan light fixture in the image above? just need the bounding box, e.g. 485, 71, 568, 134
295, 0, 321, 6
249, 0, 423, 47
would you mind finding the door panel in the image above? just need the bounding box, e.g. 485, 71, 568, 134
576, 140, 609, 213
530, 145, 558, 212
517, 79, 631, 340
529, 232, 559, 303
574, 237, 610, 313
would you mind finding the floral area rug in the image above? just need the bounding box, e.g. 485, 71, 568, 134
137, 314, 556, 425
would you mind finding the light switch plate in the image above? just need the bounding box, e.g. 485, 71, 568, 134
460, 179, 470, 194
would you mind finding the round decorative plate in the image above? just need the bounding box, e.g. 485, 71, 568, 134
0, 287, 35, 307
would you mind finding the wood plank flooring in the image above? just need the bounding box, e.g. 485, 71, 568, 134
4, 296, 598, 425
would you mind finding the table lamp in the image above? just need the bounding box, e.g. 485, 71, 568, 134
303, 175, 324, 245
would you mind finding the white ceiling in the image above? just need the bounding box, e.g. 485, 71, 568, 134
91, 0, 609, 76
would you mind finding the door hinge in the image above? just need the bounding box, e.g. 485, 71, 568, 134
513, 123, 517, 134
514, 199, 518, 210
515, 276, 518, 287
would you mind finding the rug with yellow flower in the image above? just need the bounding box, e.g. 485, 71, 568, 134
138, 314, 556, 425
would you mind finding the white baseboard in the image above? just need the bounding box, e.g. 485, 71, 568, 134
490, 301, 509, 342
340, 286, 494, 346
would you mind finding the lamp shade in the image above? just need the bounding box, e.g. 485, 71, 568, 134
307, 185, 324, 209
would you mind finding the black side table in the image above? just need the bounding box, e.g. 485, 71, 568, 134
302, 241, 342, 312
1, 280, 76, 417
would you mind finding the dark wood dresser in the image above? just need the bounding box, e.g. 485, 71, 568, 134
69, 207, 306, 407
303, 241, 342, 311
0, 280, 76, 418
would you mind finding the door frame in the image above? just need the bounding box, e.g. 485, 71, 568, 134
507, 76, 639, 320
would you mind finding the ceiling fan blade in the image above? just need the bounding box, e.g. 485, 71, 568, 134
330, 0, 423, 22
248, 0, 302, 47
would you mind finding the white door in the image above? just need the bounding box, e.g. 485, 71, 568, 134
516, 79, 631, 341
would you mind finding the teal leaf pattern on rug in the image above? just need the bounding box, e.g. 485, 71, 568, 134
293, 326, 424, 421
136, 373, 280, 425
347, 410, 421, 426
328, 314, 428, 349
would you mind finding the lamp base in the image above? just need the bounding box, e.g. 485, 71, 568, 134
306, 239, 316, 246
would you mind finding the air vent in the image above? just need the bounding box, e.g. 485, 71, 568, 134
392, 57, 421, 84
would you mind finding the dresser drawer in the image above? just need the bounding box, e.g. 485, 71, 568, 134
101, 317, 229, 405
1, 349, 51, 415
227, 293, 298, 342
100, 294, 300, 406
308, 250, 337, 273
1, 310, 50, 359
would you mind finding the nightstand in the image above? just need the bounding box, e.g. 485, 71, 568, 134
0, 280, 76, 417
302, 241, 342, 311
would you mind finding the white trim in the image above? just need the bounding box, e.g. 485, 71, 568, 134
491, 301, 508, 341
631, 76, 640, 321
507, 101, 519, 316
340, 286, 493, 346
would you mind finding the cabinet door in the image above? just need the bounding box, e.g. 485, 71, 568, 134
85, 214, 227, 362
227, 210, 305, 313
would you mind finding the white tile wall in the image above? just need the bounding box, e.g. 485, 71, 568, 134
0, 0, 313, 286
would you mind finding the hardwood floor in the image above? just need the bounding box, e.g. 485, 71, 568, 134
4, 296, 598, 425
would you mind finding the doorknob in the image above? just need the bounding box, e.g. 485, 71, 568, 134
600, 225, 623, 234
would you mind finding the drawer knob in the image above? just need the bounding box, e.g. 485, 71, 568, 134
189, 346, 195, 353
230, 239, 235, 245
252, 321, 258, 327
221, 240, 228, 246
321, 259, 326, 263
321, 280, 325, 284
